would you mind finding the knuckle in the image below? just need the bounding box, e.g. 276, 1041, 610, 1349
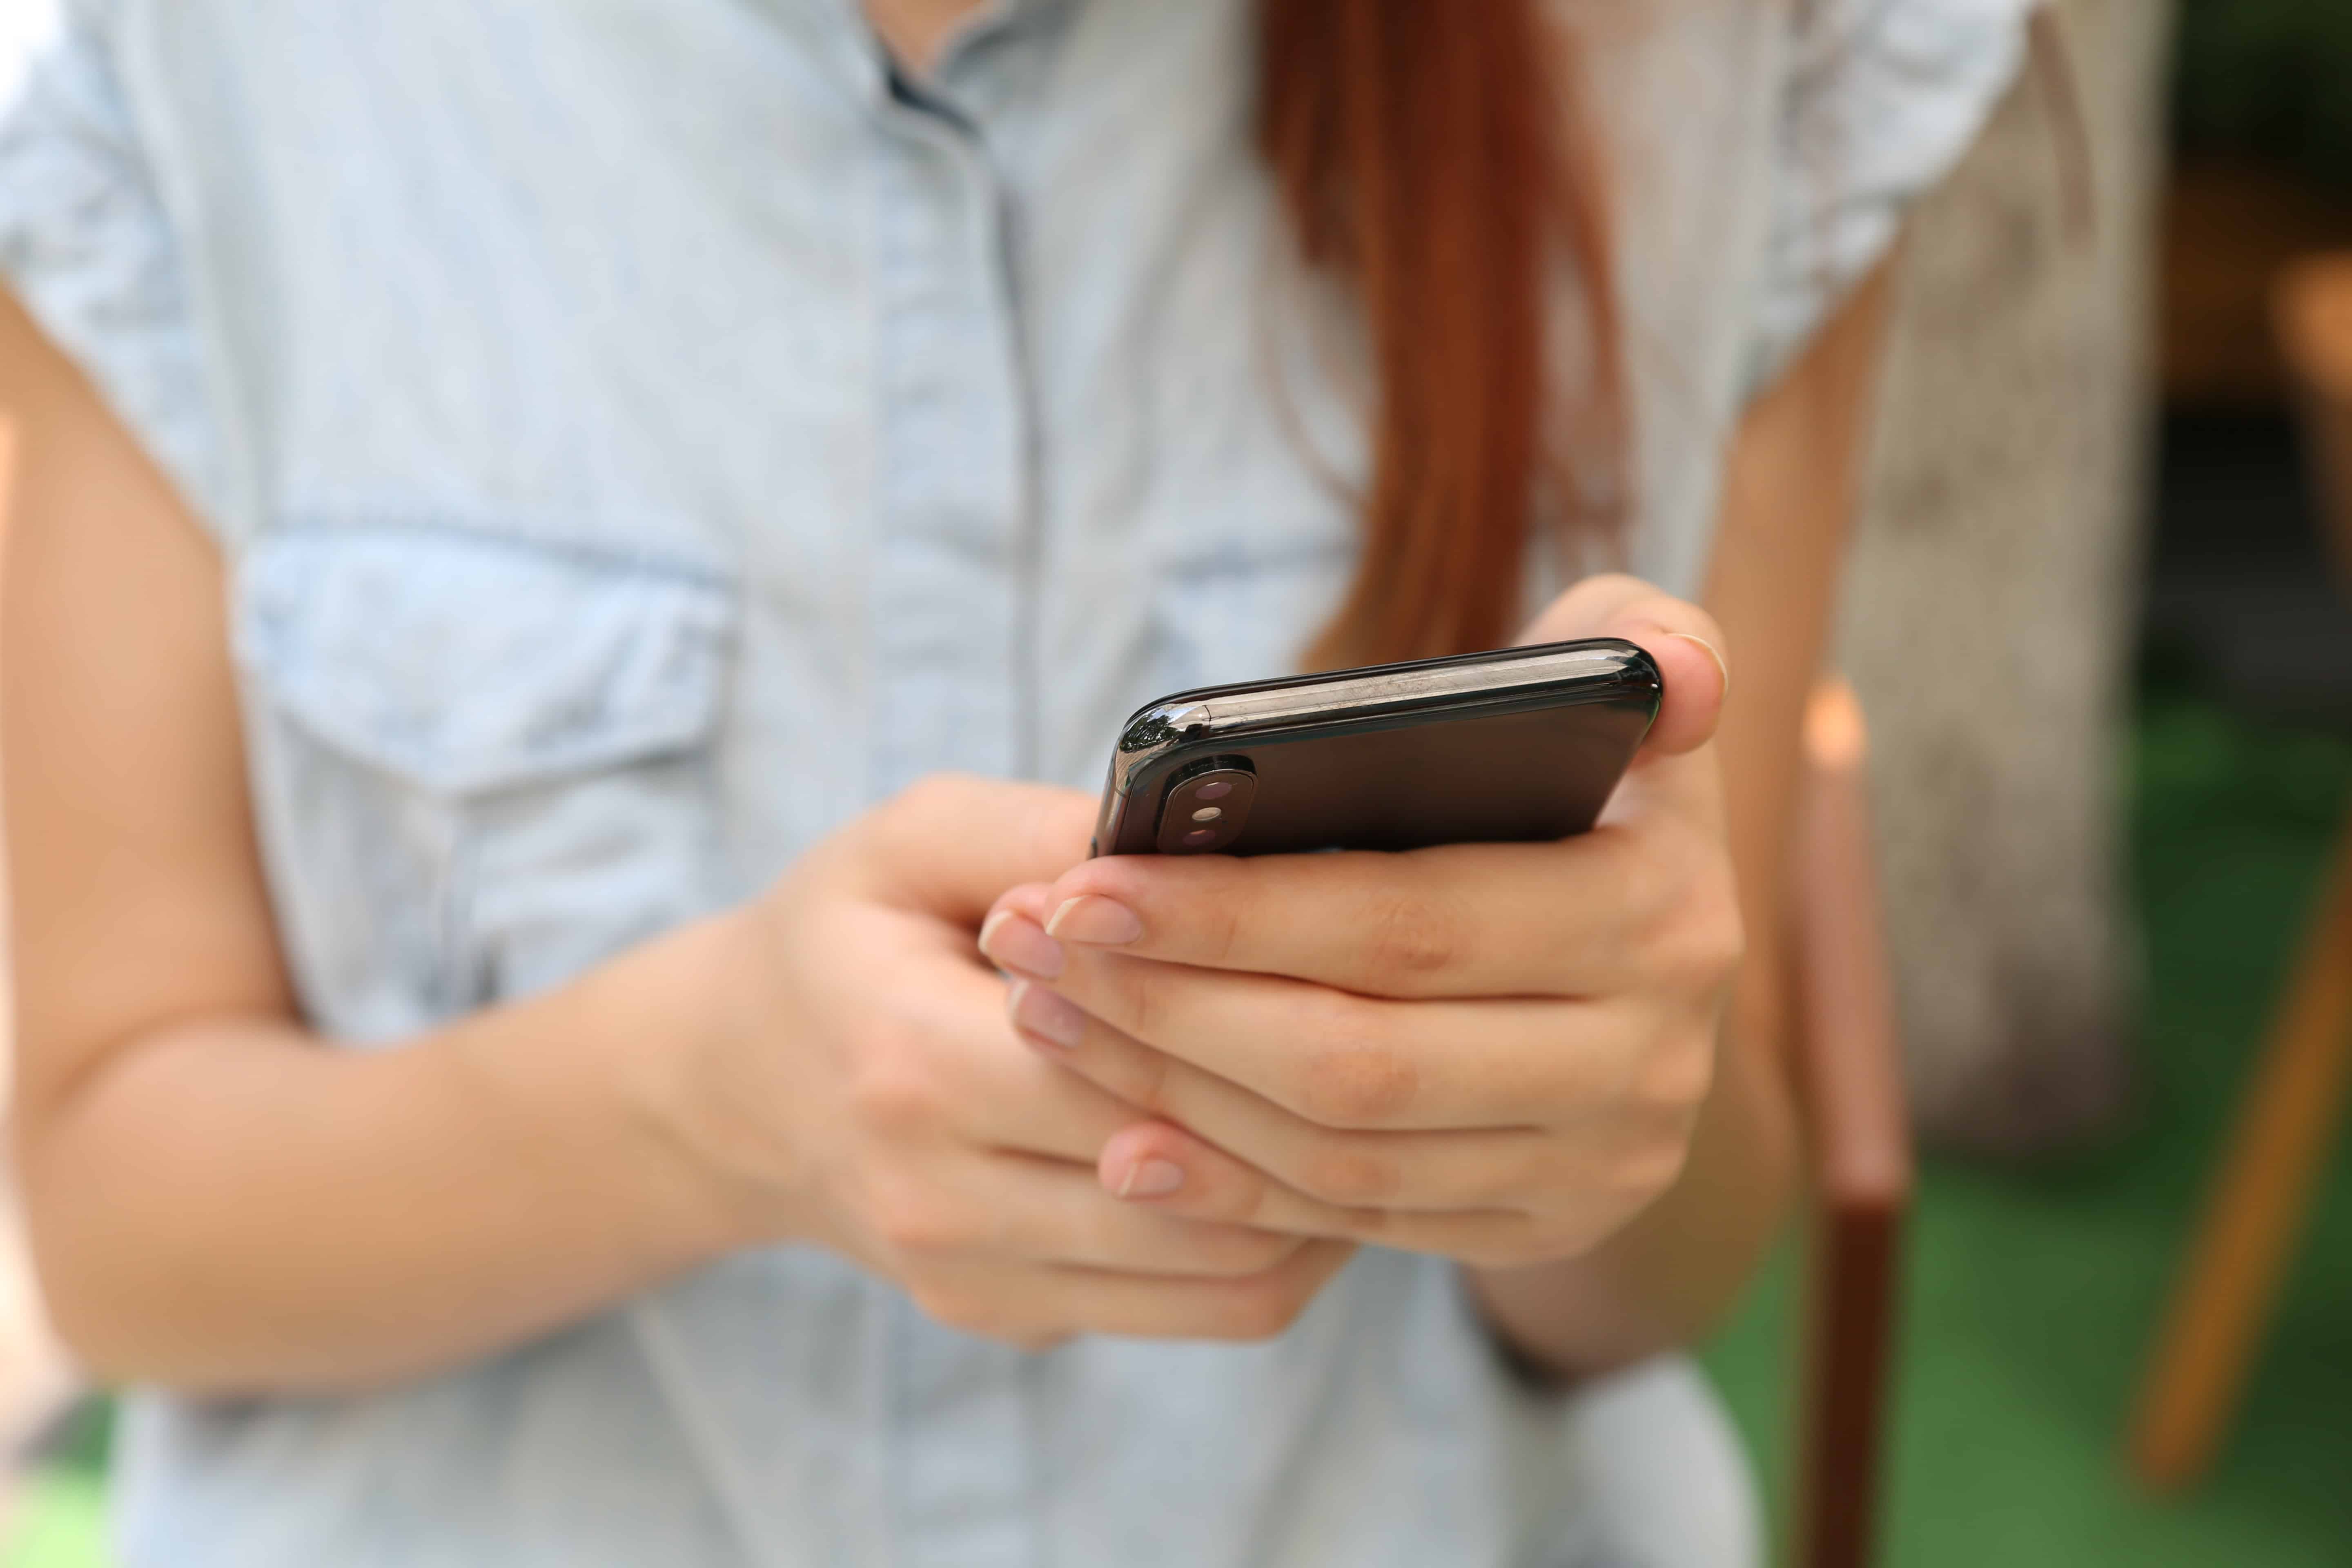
1517, 1215, 1601, 1266
1009, 787, 1089, 869
1476, 1138, 1553, 1209
1118, 1044, 1180, 1119
1290, 1002, 1417, 1127
1676, 862, 1746, 983
903, 1277, 956, 1321
906, 1280, 994, 1336
1359, 887, 1461, 982
1605, 837, 1740, 997
890, 773, 966, 824
1195, 1161, 1274, 1226
846, 1047, 946, 1139
1200, 892, 1247, 967
1603, 830, 1678, 938
1453, 1239, 1522, 1270
1650, 845, 1742, 981
1629, 1027, 1717, 1114
867, 1181, 967, 1258
1111, 960, 1167, 1043
1200, 1227, 1301, 1276
1610, 1130, 1697, 1207
1293, 1138, 1399, 1206
1221, 1278, 1312, 1342
869, 779, 944, 859
1455, 1220, 1545, 1269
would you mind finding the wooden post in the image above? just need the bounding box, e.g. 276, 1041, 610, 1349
1790, 682, 1915, 1568
2123, 255, 2352, 1489
2125, 817, 2352, 1486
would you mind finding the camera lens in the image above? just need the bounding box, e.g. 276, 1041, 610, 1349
1156, 760, 1255, 854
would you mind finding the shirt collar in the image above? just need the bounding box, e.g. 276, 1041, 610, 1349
803, 0, 1076, 85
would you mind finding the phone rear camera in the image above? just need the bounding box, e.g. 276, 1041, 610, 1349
1156, 760, 1256, 854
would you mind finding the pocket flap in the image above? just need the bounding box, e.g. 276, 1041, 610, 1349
236, 528, 735, 795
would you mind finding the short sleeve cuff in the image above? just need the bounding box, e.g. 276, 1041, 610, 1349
1745, 0, 2034, 392
0, 12, 227, 528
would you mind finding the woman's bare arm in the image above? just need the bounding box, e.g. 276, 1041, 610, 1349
1465, 259, 1898, 1372
0, 288, 761, 1392
2, 287, 1352, 1392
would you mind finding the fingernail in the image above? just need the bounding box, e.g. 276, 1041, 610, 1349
1665, 631, 1730, 700
1007, 978, 1087, 1049
1114, 1157, 1186, 1199
1046, 895, 1142, 946
980, 910, 1064, 978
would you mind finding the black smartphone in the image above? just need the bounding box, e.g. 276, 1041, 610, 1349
1090, 637, 1662, 858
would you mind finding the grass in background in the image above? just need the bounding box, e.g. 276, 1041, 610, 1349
10, 692, 2352, 1564
1, 1474, 100, 1568
1708, 692, 2352, 1564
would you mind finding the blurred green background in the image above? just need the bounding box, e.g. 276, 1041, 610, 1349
1706, 682, 2352, 1567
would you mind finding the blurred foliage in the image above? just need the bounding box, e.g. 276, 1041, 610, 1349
2174, 0, 2352, 188
1710, 688, 2352, 1566
40, 1403, 109, 1481
1, 1472, 103, 1568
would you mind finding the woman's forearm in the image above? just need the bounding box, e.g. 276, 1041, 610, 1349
1, 294, 756, 1396
1463, 1027, 1796, 1378
18, 913, 755, 1396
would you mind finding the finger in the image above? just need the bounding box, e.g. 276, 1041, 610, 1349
1003, 817, 1726, 999
919, 1238, 1361, 1344
1515, 573, 1728, 759
1096, 1119, 1380, 1238
908, 956, 1155, 1163
1009, 994, 1556, 1209
1093, 1121, 1579, 1265
1093, 1119, 1377, 1238
977, 881, 1063, 978
861, 774, 1097, 926
915, 1150, 1306, 1278
1004, 947, 1646, 1130
1523, 580, 1731, 836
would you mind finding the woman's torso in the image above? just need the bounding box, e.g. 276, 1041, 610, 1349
0, 0, 2024, 1560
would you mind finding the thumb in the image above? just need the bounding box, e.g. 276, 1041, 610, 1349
860, 773, 1098, 927
1516, 573, 1728, 759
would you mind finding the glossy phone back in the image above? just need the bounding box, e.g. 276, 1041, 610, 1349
1091, 637, 1662, 858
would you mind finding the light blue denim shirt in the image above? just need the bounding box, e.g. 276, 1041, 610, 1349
0, 0, 2024, 1562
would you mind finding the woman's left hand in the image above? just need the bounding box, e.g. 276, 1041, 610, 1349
976, 576, 1743, 1268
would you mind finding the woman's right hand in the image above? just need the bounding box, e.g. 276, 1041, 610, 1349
648, 774, 1355, 1348
0, 284, 1346, 1390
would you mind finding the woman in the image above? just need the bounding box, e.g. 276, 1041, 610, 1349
0, 1, 2025, 1563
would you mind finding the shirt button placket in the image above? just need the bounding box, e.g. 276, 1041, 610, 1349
869, 90, 1030, 799
870, 74, 1043, 1568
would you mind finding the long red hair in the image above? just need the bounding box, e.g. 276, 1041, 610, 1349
1256, 1, 1624, 668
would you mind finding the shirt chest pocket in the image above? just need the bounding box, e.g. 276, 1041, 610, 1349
234, 526, 736, 1041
